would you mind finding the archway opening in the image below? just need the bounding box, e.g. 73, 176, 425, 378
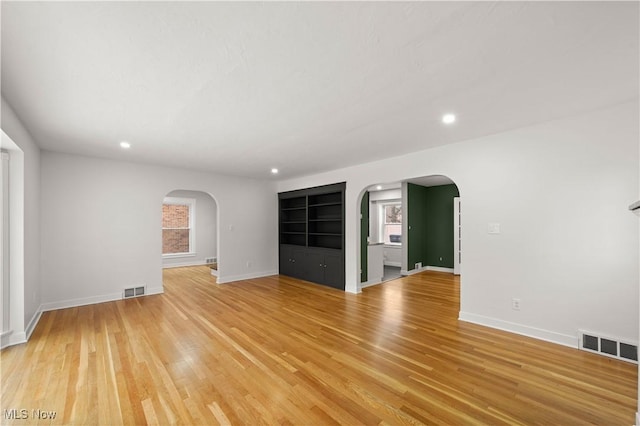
358, 175, 461, 291
161, 189, 218, 282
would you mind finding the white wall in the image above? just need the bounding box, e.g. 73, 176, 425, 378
277, 101, 639, 347
162, 190, 217, 268
0, 97, 41, 346
40, 151, 278, 310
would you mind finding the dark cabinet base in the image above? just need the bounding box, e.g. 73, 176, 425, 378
279, 245, 344, 290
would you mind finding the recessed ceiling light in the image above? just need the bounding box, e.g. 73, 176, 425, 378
442, 114, 456, 124
120, 141, 131, 149
376, 185, 382, 190
271, 168, 279, 174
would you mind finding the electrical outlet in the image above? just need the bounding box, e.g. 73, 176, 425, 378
415, 262, 422, 269
512, 298, 521, 310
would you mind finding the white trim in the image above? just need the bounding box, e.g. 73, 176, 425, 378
0, 330, 14, 349
402, 265, 454, 275
403, 264, 428, 275
0, 148, 8, 334
40, 287, 164, 312
635, 411, 639, 426
458, 311, 578, 348
3, 331, 26, 348
453, 197, 461, 275
163, 259, 207, 269
426, 265, 454, 273
361, 277, 383, 288
163, 196, 196, 206
25, 308, 42, 341
162, 252, 196, 258
384, 261, 402, 267
378, 200, 403, 245
216, 270, 278, 284
162, 196, 196, 255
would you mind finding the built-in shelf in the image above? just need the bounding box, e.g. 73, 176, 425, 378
279, 182, 345, 290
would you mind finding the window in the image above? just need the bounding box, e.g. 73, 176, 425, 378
162, 197, 195, 256
383, 203, 402, 245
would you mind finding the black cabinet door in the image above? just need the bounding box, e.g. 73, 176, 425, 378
323, 251, 344, 290
306, 251, 325, 284
305, 249, 344, 290
279, 246, 293, 276
280, 245, 308, 280
290, 247, 307, 279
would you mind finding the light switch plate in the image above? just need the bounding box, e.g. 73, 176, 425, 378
488, 223, 501, 234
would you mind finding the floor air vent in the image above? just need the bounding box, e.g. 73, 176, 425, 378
123, 286, 146, 299
579, 330, 637, 363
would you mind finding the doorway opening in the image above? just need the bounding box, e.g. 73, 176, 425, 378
0, 130, 25, 349
161, 190, 218, 282
359, 175, 461, 290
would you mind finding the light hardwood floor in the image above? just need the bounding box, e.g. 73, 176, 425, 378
1, 267, 637, 425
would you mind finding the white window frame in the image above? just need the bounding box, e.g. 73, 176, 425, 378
162, 197, 196, 258
380, 201, 402, 246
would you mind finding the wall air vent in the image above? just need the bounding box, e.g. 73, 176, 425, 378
205, 257, 216, 264
123, 286, 146, 299
579, 330, 637, 363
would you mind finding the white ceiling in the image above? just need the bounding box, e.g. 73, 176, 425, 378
1, 2, 638, 180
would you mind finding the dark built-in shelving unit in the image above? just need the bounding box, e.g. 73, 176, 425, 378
279, 182, 345, 290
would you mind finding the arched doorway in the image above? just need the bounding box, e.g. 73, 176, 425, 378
359, 175, 461, 290
161, 190, 218, 279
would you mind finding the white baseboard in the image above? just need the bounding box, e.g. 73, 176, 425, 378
25, 308, 43, 341
459, 311, 578, 348
361, 277, 383, 288
163, 260, 208, 269
146, 286, 165, 297
1, 330, 16, 349
426, 265, 454, 273
403, 265, 428, 275
636, 411, 639, 426
216, 270, 278, 284
41, 292, 124, 312
403, 265, 454, 276
0, 307, 44, 349
41, 287, 165, 312
3, 331, 27, 349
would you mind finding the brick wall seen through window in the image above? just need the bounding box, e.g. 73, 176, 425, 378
163, 203, 191, 254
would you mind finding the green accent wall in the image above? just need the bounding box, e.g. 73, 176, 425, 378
407, 183, 459, 270
360, 191, 369, 282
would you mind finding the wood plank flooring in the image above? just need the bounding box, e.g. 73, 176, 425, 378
1, 267, 637, 425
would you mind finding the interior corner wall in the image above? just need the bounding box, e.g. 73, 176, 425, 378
40, 151, 278, 310
277, 100, 639, 348
407, 183, 459, 271
162, 190, 217, 268
0, 96, 41, 341
425, 184, 459, 268
407, 183, 429, 270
